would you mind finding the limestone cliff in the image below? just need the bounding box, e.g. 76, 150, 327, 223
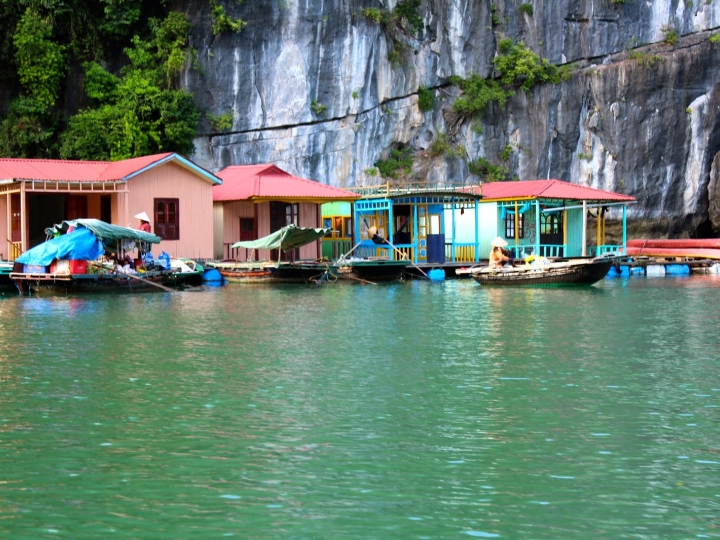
178, 0, 720, 236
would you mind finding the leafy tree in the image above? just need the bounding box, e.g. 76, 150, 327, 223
376, 146, 414, 179
493, 38, 568, 92
449, 74, 510, 118
60, 12, 200, 161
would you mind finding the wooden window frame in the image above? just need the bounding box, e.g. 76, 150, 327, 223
154, 198, 180, 241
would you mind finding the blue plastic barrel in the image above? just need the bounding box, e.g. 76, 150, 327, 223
665, 264, 690, 275
202, 268, 224, 282
428, 268, 445, 281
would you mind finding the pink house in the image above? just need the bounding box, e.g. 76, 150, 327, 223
0, 153, 221, 260
214, 165, 359, 261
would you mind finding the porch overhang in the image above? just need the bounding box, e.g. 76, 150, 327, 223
0, 179, 128, 194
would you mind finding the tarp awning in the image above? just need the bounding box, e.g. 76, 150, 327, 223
16, 228, 105, 266
231, 224, 331, 251
45, 218, 161, 244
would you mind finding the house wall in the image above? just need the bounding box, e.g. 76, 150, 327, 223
223, 200, 321, 261
0, 196, 7, 261
126, 161, 215, 259
477, 202, 499, 259
213, 202, 224, 259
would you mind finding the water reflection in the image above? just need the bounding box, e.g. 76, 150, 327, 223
0, 279, 718, 538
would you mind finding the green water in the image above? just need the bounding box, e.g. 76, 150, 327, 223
1, 276, 720, 539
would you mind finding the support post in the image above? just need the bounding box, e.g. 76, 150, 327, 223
413, 203, 419, 264
6, 193, 11, 260
514, 201, 519, 257
534, 200, 540, 258
622, 205, 627, 253
451, 197, 456, 262
563, 209, 567, 256
387, 204, 394, 260
474, 200, 479, 261
20, 182, 26, 253
581, 200, 587, 257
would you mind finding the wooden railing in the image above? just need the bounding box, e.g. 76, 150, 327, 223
8, 241, 21, 261
322, 238, 352, 259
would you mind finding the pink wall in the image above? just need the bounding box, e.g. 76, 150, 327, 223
0, 196, 7, 261
126, 161, 215, 259
220, 200, 322, 261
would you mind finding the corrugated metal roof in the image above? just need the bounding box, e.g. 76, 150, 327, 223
0, 158, 110, 182
481, 179, 635, 202
214, 165, 359, 202
0, 153, 221, 185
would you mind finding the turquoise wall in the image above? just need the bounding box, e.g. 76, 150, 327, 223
566, 208, 584, 256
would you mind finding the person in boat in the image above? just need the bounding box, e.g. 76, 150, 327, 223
489, 236, 515, 268
367, 225, 389, 245
135, 211, 152, 233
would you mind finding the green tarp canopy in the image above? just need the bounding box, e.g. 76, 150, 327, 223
45, 218, 162, 244
232, 224, 331, 251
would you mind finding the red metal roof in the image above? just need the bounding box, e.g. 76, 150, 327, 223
481, 179, 635, 202
214, 164, 359, 202
0, 153, 221, 184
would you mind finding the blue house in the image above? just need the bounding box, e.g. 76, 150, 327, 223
349, 183, 482, 264
477, 180, 636, 259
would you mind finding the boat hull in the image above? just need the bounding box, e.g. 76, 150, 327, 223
208, 261, 330, 283
10, 271, 173, 294
468, 258, 614, 286
332, 259, 410, 282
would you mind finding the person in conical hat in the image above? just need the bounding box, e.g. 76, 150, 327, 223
489, 236, 514, 268
134, 211, 151, 233
367, 225, 377, 237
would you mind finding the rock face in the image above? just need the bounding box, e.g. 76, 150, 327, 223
180, 0, 720, 236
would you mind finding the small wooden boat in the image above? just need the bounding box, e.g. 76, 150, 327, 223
0, 261, 15, 290
206, 260, 330, 283
166, 258, 205, 286
459, 256, 616, 286
331, 258, 411, 282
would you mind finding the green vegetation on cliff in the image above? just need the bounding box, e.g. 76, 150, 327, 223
0, 1, 240, 161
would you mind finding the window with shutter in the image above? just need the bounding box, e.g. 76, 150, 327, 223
154, 198, 179, 240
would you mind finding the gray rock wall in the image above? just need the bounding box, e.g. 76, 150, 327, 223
179, 0, 720, 235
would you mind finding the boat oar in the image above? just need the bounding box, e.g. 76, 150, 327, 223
89, 262, 176, 293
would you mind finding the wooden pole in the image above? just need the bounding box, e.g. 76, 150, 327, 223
514, 201, 519, 257
20, 182, 26, 253
582, 200, 587, 257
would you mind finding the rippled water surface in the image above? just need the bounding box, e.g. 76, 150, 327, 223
1, 276, 720, 539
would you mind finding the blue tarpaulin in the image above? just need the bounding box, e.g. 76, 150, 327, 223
16, 228, 105, 266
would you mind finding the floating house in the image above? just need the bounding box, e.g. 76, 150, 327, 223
320, 202, 353, 259
213, 165, 359, 261
348, 182, 483, 264
476, 180, 636, 259
0, 153, 221, 260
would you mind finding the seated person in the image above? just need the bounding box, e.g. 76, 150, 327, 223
367, 225, 389, 245
489, 236, 515, 268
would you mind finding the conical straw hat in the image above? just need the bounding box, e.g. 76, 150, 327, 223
490, 236, 508, 247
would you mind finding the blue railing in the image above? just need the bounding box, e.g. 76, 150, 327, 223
589, 245, 624, 256
507, 244, 565, 258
